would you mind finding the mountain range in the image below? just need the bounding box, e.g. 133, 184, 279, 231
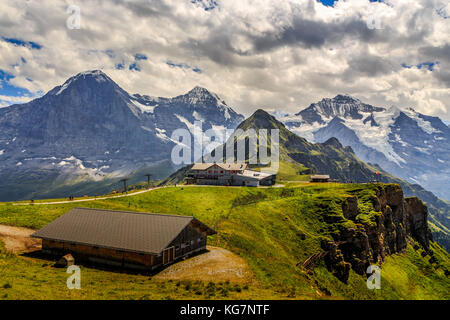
0, 70, 244, 200
280, 95, 450, 200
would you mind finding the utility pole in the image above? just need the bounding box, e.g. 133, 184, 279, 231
120, 178, 129, 194
145, 174, 152, 189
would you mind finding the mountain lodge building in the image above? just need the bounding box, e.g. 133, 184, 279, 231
187, 163, 276, 187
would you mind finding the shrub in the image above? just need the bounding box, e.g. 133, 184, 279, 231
194, 290, 202, 295
2, 283, 12, 289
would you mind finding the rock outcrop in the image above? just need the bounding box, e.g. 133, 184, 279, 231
405, 197, 432, 249
323, 184, 432, 283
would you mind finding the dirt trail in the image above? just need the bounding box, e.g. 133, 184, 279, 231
0, 224, 41, 253
11, 187, 164, 206
153, 246, 253, 283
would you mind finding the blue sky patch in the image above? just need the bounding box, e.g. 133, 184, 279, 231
417, 61, 439, 71
129, 63, 141, 71
401, 63, 412, 69
0, 69, 32, 97
135, 53, 148, 61
402, 61, 439, 71
167, 61, 202, 73
1, 37, 42, 50
127, 54, 149, 71
317, 0, 384, 7
191, 0, 218, 11
317, 0, 338, 6
167, 61, 190, 68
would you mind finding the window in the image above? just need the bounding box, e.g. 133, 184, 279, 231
175, 245, 180, 250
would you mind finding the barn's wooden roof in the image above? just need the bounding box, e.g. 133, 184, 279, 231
31, 208, 216, 254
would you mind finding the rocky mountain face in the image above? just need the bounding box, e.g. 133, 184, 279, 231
322, 184, 433, 283
0, 70, 244, 201
281, 95, 450, 200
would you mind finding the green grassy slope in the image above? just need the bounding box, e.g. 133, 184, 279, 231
0, 184, 448, 300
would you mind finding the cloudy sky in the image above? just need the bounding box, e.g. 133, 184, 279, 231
0, 0, 449, 120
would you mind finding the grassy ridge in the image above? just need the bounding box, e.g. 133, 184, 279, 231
0, 184, 449, 300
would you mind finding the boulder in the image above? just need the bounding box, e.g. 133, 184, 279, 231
55, 254, 75, 268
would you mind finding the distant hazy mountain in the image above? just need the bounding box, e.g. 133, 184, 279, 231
0, 70, 244, 201
281, 95, 450, 200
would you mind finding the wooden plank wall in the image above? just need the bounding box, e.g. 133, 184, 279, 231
42, 239, 153, 267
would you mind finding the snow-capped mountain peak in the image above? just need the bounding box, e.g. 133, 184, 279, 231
76, 69, 110, 79
188, 85, 213, 96
332, 94, 361, 103
61, 70, 112, 86
176, 86, 227, 106
294, 94, 385, 125
281, 95, 450, 200
48, 70, 120, 97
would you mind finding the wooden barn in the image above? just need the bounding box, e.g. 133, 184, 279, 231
31, 208, 216, 271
